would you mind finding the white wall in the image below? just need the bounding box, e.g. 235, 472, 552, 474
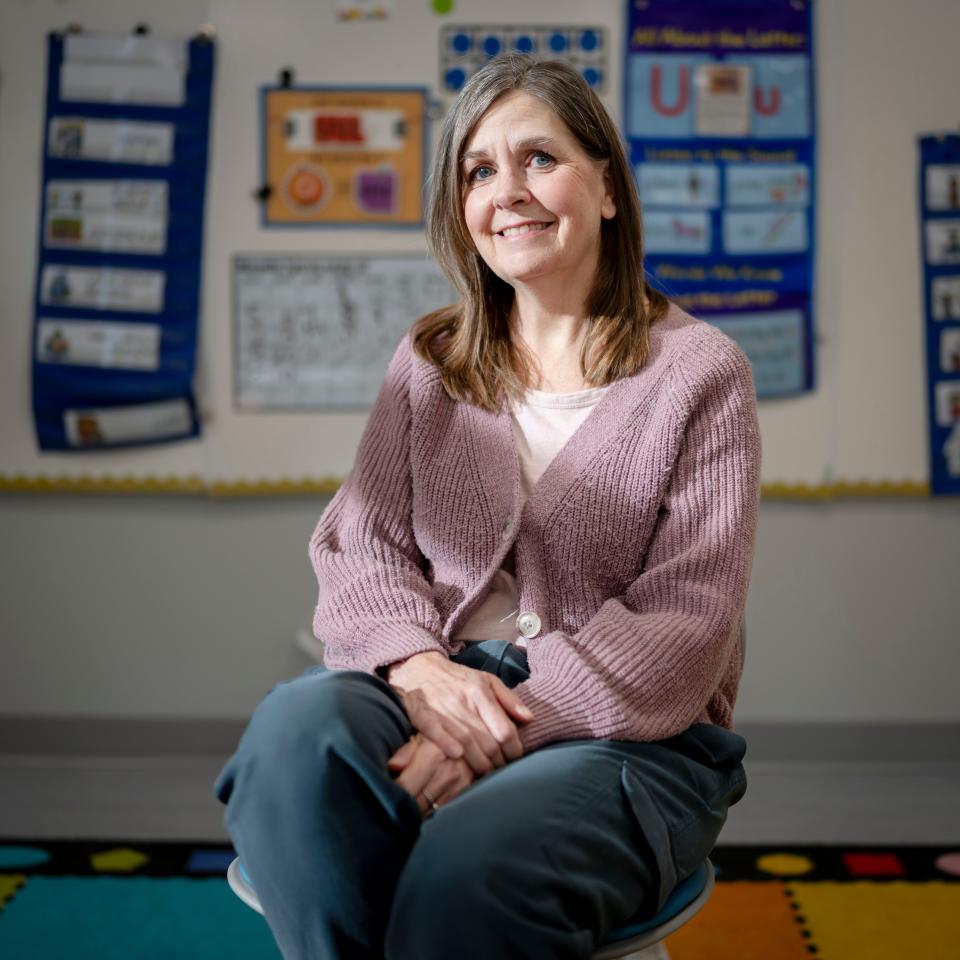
4, 0, 960, 487
2, 0, 959, 726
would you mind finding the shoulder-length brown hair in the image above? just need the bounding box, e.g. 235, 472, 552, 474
412, 53, 668, 412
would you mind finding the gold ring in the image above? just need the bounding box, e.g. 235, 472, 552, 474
422, 790, 439, 811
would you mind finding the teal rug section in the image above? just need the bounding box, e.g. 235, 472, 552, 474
0, 876, 280, 959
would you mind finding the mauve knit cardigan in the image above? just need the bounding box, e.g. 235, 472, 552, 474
310, 303, 761, 751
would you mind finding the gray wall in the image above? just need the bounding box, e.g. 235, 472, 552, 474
1, 494, 957, 724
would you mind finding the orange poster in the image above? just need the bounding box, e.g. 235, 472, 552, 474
262, 87, 426, 226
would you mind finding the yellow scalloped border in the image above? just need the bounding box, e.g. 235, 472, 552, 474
762, 479, 931, 499
0, 474, 207, 495
0, 473, 934, 498
0, 474, 342, 497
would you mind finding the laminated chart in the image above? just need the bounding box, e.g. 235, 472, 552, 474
624, 0, 816, 398
918, 134, 960, 496
32, 31, 214, 451
261, 87, 427, 227
439, 25, 608, 95
233, 254, 454, 409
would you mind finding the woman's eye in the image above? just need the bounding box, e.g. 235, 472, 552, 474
469, 165, 494, 182
531, 152, 554, 168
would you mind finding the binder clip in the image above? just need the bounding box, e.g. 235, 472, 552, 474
194, 24, 217, 44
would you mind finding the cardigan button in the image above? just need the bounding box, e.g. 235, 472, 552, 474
501, 517, 513, 539
516, 611, 541, 639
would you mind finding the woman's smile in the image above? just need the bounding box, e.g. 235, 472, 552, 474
495, 221, 555, 239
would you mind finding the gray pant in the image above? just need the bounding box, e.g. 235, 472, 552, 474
215, 640, 746, 960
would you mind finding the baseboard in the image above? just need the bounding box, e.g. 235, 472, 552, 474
0, 717, 245, 758
735, 722, 960, 763
1, 717, 958, 763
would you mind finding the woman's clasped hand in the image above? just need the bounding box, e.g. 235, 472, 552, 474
385, 650, 534, 815
387, 734, 473, 818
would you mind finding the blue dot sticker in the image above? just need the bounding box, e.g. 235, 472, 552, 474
0, 845, 51, 869
580, 30, 599, 52
549, 32, 568, 53
583, 67, 602, 88
445, 67, 467, 91
483, 35, 501, 58
452, 32, 471, 54
186, 849, 237, 874
514, 35, 535, 54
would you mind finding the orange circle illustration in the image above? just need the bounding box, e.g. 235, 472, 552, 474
289, 168, 324, 206
281, 162, 331, 215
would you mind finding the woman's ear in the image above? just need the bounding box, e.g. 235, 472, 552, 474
601, 161, 617, 220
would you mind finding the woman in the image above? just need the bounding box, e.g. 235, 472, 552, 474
216, 54, 760, 960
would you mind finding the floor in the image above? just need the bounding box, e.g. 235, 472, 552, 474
1, 755, 959, 843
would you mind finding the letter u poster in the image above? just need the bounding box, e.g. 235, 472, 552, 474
624, 0, 816, 398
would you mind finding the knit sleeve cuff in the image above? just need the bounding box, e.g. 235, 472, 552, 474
512, 675, 596, 752
321, 621, 448, 675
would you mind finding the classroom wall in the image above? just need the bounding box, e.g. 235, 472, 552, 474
1, 0, 959, 729
0, 494, 958, 724
4, 0, 957, 489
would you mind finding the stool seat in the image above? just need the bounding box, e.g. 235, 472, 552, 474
227, 859, 264, 916
594, 860, 714, 959
227, 857, 713, 960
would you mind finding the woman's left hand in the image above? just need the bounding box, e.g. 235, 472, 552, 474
388, 734, 475, 818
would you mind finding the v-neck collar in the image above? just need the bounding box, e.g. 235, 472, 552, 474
491, 308, 687, 527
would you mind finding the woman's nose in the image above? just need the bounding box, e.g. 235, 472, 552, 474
493, 167, 530, 208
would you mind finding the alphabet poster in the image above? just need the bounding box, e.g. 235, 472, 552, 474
261, 87, 427, 226
919, 134, 960, 496
624, 0, 816, 398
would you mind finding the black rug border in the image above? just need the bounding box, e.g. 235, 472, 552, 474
1, 840, 959, 882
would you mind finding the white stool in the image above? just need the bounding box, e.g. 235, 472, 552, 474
227, 857, 714, 960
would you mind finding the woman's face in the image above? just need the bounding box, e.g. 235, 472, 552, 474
460, 91, 616, 294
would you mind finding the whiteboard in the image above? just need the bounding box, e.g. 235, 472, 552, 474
234, 254, 454, 410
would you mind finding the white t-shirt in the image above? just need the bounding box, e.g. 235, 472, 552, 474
453, 383, 610, 645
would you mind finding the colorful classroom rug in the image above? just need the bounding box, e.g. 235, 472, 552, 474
0, 841, 959, 958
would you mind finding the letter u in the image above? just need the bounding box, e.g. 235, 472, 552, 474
650, 65, 690, 117
754, 87, 781, 116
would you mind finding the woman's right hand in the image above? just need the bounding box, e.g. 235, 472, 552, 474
385, 651, 533, 776
388, 734, 475, 817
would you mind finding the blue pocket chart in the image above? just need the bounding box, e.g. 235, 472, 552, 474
32, 31, 214, 451
918, 134, 960, 496
624, 0, 817, 398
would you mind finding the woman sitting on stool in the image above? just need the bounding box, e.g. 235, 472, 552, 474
216, 53, 761, 960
